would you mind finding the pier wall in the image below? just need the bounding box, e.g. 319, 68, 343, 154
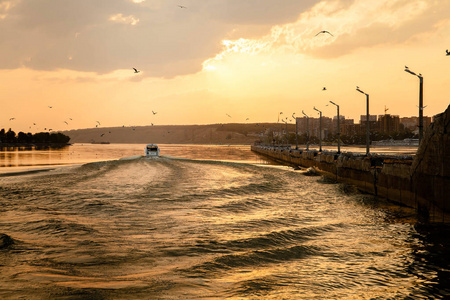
252, 145, 448, 223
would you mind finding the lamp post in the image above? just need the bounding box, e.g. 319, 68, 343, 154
329, 100, 340, 154
356, 86, 370, 156
293, 113, 298, 149
404, 66, 424, 144
283, 117, 288, 147
313, 106, 322, 152
302, 110, 309, 151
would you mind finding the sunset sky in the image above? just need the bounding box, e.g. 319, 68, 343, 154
1, 0, 449, 133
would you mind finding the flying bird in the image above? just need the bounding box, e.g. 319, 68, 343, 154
96, 121, 101, 125
133, 68, 140, 73
64, 121, 68, 125
226, 113, 232, 118
446, 50, 450, 56
9, 118, 15, 121
315, 30, 333, 37
322, 87, 327, 91
48, 106, 53, 108
152, 111, 157, 115
100, 133, 105, 137
178, 5, 187, 8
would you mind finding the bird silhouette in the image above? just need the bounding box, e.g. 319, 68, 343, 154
100, 133, 105, 137
322, 87, 327, 91
405, 66, 409, 69
178, 5, 187, 8
446, 50, 450, 56
315, 30, 333, 37
226, 114, 232, 118
133, 68, 140, 73
152, 111, 157, 115
96, 121, 101, 125
48, 106, 53, 108
64, 121, 68, 125
9, 118, 15, 121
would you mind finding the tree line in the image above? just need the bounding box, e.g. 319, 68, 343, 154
0, 128, 71, 145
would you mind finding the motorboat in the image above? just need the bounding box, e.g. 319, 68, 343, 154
145, 144, 160, 157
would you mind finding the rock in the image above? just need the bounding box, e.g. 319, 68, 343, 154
411, 104, 450, 221
0, 233, 14, 249
303, 167, 319, 176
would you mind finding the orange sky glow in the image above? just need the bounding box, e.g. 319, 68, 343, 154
1, 0, 449, 133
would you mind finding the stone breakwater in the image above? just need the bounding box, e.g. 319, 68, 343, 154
252, 106, 450, 224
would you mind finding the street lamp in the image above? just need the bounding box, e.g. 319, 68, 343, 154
313, 106, 322, 152
404, 66, 424, 144
356, 86, 370, 156
283, 118, 288, 146
302, 110, 309, 151
329, 100, 340, 154
292, 113, 298, 149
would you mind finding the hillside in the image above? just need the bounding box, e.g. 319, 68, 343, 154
61, 123, 295, 144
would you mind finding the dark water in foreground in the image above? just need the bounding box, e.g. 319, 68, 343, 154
0, 145, 449, 299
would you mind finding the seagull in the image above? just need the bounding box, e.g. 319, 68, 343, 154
226, 113, 232, 118
100, 133, 105, 137
178, 5, 187, 8
48, 106, 53, 108
446, 50, 450, 56
322, 87, 327, 91
133, 68, 140, 73
315, 30, 333, 37
405, 66, 409, 69
246, 118, 249, 121
64, 121, 68, 125
96, 121, 101, 125
9, 118, 15, 121
152, 111, 157, 115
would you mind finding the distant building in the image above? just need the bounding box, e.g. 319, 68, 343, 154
296, 116, 332, 138
378, 114, 400, 133
400, 116, 432, 132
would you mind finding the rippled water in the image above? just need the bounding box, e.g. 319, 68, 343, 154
0, 146, 449, 299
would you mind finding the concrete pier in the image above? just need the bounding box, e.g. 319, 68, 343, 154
252, 106, 450, 223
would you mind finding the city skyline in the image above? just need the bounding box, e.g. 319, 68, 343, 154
1, 0, 450, 133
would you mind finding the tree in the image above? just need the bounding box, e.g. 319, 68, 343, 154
5, 129, 16, 143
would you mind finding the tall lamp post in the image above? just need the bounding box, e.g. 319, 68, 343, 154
293, 113, 298, 149
302, 110, 309, 151
313, 106, 322, 152
356, 86, 370, 156
283, 117, 289, 147
329, 100, 340, 154
404, 66, 424, 144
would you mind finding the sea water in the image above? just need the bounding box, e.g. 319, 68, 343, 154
0, 144, 449, 299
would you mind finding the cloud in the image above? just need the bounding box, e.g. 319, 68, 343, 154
204, 0, 450, 67
109, 13, 139, 26
0, 0, 319, 77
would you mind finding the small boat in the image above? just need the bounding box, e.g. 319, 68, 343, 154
145, 144, 160, 157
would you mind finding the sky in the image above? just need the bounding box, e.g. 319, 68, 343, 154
1, 0, 450, 133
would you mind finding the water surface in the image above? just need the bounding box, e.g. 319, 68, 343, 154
0, 145, 448, 299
